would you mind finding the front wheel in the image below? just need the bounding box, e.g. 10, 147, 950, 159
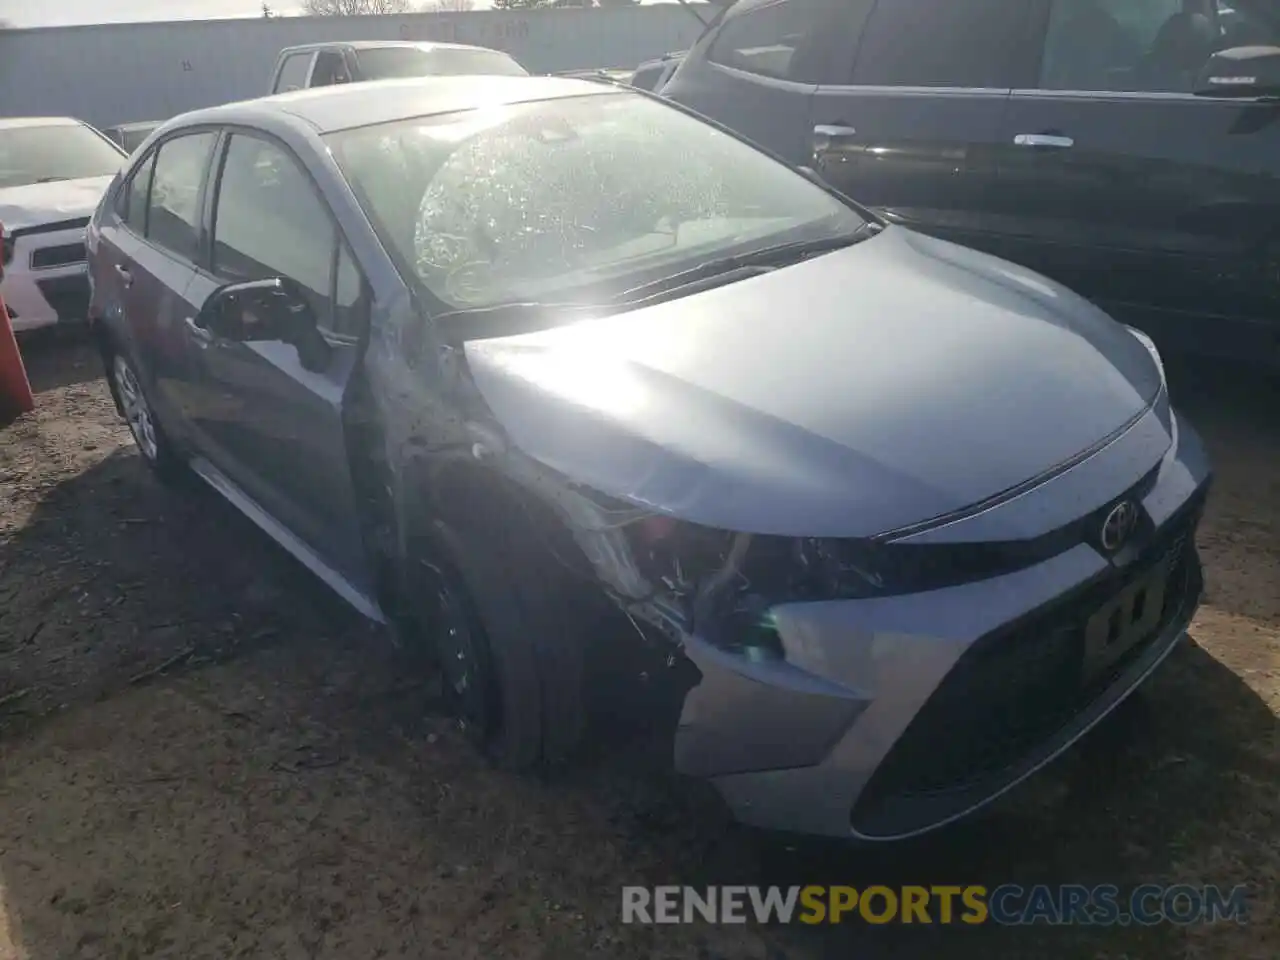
405, 504, 601, 771
108, 351, 187, 484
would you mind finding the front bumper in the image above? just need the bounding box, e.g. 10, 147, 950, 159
675, 405, 1210, 839
1, 225, 91, 332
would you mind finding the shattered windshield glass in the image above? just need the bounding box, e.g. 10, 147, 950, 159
327, 92, 864, 311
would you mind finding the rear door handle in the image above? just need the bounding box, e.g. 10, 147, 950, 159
1014, 133, 1074, 149
113, 264, 132, 287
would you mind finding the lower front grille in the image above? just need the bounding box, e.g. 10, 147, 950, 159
35, 274, 91, 321
851, 492, 1206, 833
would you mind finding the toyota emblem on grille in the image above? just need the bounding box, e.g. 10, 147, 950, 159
1100, 501, 1139, 552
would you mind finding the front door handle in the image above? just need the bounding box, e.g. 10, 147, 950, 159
1014, 133, 1074, 149
113, 264, 132, 288
812, 123, 859, 162
183, 315, 213, 347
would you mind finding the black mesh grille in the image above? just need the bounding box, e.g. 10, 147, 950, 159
35, 274, 91, 321
851, 490, 1206, 832
31, 242, 87, 269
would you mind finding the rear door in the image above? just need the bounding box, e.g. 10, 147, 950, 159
90, 150, 152, 343
183, 130, 372, 589
988, 0, 1280, 359
108, 131, 219, 444
809, 0, 1033, 247
661, 0, 852, 164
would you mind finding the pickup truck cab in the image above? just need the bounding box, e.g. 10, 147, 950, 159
269, 41, 528, 94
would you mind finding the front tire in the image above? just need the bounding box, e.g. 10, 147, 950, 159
406, 499, 600, 771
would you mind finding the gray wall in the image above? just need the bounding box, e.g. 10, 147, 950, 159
0, 6, 708, 130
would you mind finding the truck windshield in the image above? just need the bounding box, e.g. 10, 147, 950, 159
356, 47, 528, 80
0, 123, 125, 190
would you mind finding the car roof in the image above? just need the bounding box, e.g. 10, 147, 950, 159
0, 116, 85, 131
278, 40, 505, 55
174, 76, 619, 136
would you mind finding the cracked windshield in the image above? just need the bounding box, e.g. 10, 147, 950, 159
329, 92, 862, 310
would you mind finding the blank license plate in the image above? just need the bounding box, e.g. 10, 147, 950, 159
1083, 561, 1170, 678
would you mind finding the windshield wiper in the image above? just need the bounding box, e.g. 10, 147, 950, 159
35, 176, 72, 184
428, 226, 884, 342
432, 300, 606, 342
617, 226, 882, 302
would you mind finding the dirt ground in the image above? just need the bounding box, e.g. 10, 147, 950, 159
0, 329, 1276, 960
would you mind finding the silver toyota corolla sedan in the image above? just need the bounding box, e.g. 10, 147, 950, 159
85, 76, 1210, 840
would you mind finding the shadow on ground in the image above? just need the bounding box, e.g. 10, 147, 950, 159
0, 346, 1275, 958
15, 326, 104, 394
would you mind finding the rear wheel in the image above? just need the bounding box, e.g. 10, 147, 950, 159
107, 350, 187, 484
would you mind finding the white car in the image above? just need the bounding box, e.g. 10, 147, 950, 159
0, 117, 126, 332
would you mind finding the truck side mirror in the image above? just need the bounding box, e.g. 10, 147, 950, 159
1195, 45, 1280, 99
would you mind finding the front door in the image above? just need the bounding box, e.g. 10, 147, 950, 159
809, 0, 1033, 248
987, 0, 1280, 359
185, 131, 372, 590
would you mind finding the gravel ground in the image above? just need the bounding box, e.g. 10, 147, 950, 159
0, 329, 1276, 960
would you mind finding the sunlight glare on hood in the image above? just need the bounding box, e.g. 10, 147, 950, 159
497, 340, 649, 419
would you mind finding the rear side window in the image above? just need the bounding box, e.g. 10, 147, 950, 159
706, 0, 840, 83
429, 49, 527, 77
119, 151, 156, 233
145, 132, 216, 262
274, 52, 313, 93
851, 0, 1028, 88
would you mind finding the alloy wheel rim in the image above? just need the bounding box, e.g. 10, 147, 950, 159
114, 354, 159, 462
424, 561, 489, 736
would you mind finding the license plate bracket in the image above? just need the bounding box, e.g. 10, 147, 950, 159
1083, 560, 1170, 679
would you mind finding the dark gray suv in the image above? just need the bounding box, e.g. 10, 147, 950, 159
662, 0, 1280, 366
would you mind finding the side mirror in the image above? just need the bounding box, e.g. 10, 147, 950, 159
199, 277, 331, 369
1195, 45, 1280, 99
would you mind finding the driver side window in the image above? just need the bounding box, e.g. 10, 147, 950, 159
1039, 0, 1227, 93
1216, 0, 1279, 46
211, 134, 365, 338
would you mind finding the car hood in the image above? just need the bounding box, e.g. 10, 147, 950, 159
0, 175, 114, 231
463, 227, 1165, 538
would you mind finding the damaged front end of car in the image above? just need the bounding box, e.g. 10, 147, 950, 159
351, 239, 1208, 839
